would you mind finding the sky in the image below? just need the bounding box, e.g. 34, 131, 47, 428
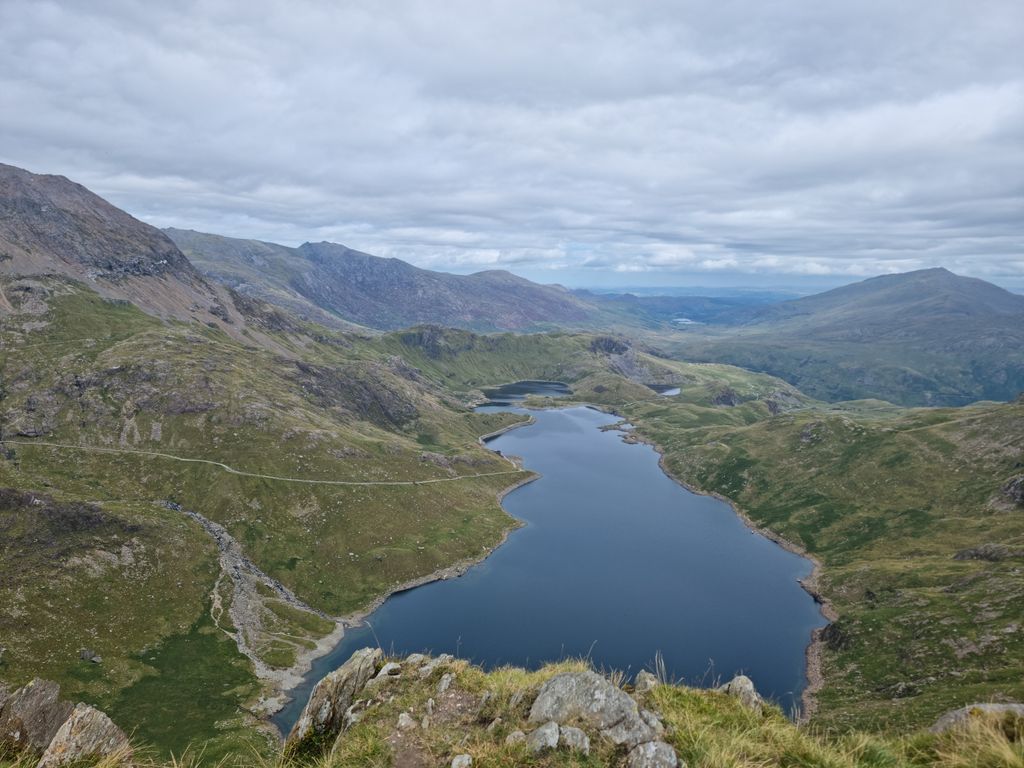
1, 0, 1022, 290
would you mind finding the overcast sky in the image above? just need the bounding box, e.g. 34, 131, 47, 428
1, 1, 1022, 289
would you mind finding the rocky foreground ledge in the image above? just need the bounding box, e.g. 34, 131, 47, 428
0, 678, 130, 767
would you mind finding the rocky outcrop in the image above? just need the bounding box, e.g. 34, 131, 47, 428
0, 679, 128, 766
930, 703, 1024, 733
527, 670, 677, 760
953, 543, 1024, 561
284, 647, 382, 757
0, 678, 73, 755
37, 703, 131, 768
716, 674, 764, 713
1002, 476, 1024, 506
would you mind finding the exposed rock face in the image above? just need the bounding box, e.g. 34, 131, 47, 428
528, 671, 667, 749
0, 678, 73, 755
1002, 476, 1024, 505
285, 647, 382, 756
716, 675, 764, 712
953, 543, 1024, 561
931, 703, 1024, 733
36, 703, 130, 768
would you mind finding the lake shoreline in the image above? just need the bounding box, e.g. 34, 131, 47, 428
262, 415, 539, 738
586, 401, 837, 723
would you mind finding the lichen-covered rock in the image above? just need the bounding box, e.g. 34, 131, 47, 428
626, 740, 680, 768
418, 654, 455, 678
36, 703, 130, 768
931, 703, 1024, 733
558, 725, 590, 755
285, 647, 382, 756
529, 671, 655, 747
505, 730, 527, 745
0, 679, 73, 755
716, 675, 763, 712
527, 721, 560, 753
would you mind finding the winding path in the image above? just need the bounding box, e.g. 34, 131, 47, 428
2, 439, 526, 486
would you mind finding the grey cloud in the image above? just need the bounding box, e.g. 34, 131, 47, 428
1, 0, 1022, 287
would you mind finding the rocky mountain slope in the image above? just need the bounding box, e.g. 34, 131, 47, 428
167, 229, 595, 332
0, 164, 244, 328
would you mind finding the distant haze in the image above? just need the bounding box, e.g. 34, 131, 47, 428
1, 1, 1022, 289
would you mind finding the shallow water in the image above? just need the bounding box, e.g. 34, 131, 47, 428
273, 383, 825, 732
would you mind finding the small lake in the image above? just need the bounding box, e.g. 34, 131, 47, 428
273, 382, 825, 732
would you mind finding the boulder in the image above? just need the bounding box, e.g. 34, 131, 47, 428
529, 671, 655, 747
931, 703, 1024, 733
36, 703, 130, 768
505, 729, 526, 745
284, 647, 382, 756
451, 754, 472, 768
716, 675, 763, 712
626, 740, 680, 768
0, 679, 73, 755
397, 712, 418, 731
634, 671, 659, 695
527, 721, 560, 753
558, 725, 590, 755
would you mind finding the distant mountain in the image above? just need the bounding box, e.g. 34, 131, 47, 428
671, 268, 1024, 405
0, 163, 242, 326
167, 229, 594, 332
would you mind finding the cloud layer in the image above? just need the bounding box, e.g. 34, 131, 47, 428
2, 1, 1022, 286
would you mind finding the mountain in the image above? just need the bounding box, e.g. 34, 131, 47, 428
166, 229, 595, 332
667, 268, 1024, 405
0, 164, 244, 327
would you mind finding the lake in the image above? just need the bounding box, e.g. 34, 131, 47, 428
272, 381, 825, 732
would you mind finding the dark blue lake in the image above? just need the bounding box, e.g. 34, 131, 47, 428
273, 382, 825, 733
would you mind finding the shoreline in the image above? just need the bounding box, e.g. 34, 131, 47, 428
262, 391, 835, 731
588, 403, 837, 723
261, 414, 540, 735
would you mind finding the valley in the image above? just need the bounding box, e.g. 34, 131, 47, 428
0, 164, 1022, 766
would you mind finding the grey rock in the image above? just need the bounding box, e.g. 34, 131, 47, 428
558, 725, 590, 755
37, 703, 130, 768
486, 717, 503, 732
641, 709, 666, 737
626, 740, 680, 768
1003, 476, 1024, 505
634, 671, 659, 695
285, 647, 382, 754
716, 675, 763, 712
377, 662, 402, 678
505, 730, 527, 745
931, 703, 1024, 733
0, 678, 74, 756
343, 700, 367, 729
529, 671, 654, 747
451, 754, 472, 768
527, 721, 560, 753
438, 672, 454, 694
405, 653, 427, 666
418, 654, 455, 678
77, 649, 102, 664
426, 698, 435, 716
603, 713, 658, 748
421, 715, 431, 730
397, 712, 418, 731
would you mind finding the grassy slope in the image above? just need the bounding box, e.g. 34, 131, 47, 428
0, 280, 528, 757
